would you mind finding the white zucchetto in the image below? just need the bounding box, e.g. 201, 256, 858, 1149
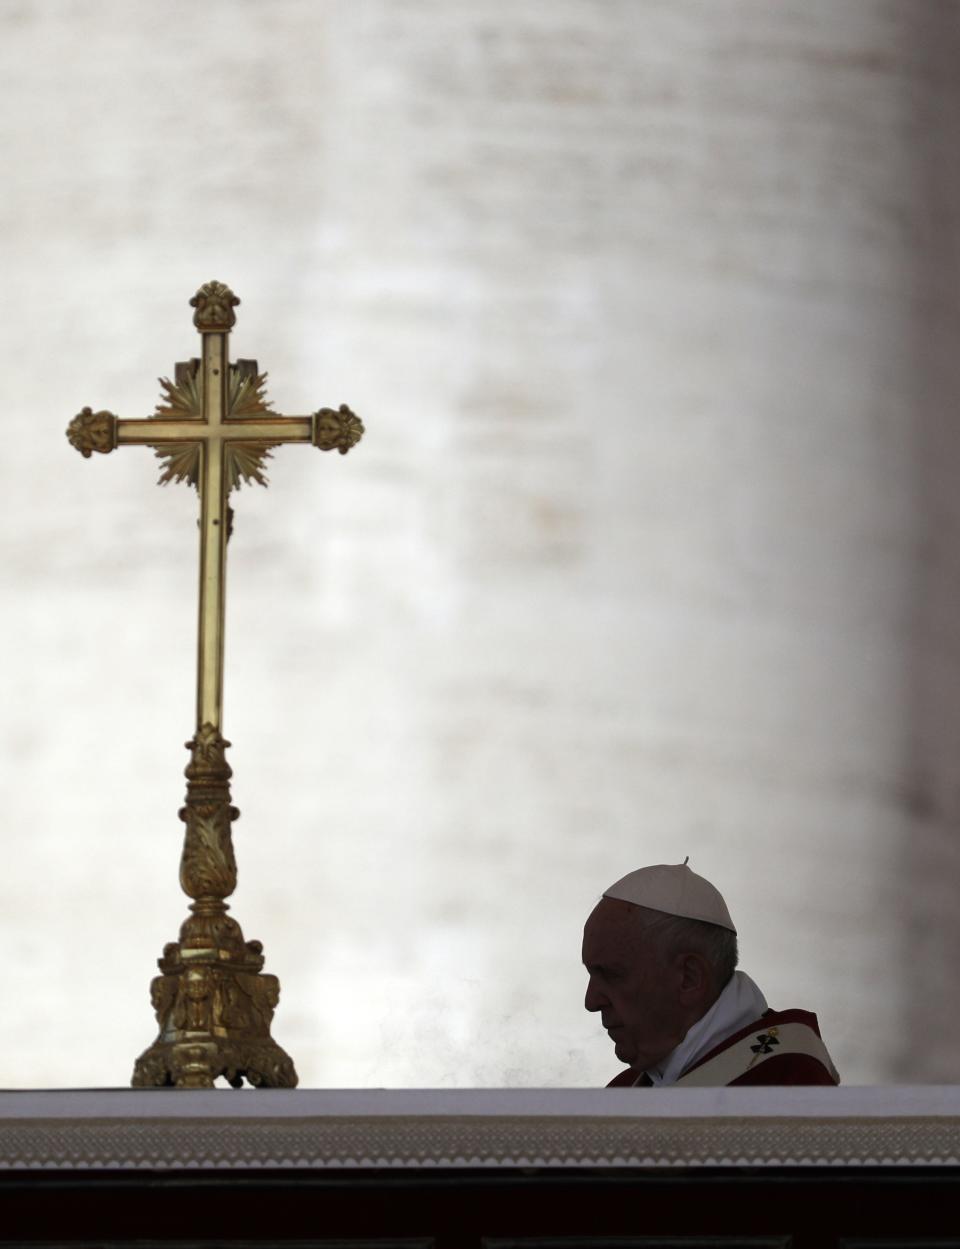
603, 861, 736, 933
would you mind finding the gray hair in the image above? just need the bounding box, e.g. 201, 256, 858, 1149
640, 910, 739, 989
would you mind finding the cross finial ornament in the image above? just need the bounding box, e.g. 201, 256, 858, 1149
68, 282, 364, 1088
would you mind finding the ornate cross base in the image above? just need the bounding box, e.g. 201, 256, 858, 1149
131, 910, 298, 1089
132, 725, 298, 1089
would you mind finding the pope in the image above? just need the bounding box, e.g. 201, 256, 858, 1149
583, 861, 840, 1087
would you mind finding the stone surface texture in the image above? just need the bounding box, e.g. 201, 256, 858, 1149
0, 0, 958, 1087
3, 1089, 960, 1170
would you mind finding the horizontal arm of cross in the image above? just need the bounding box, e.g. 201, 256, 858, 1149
116, 416, 315, 445
67, 404, 363, 459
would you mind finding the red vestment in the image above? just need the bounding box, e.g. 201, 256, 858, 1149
606, 1008, 839, 1088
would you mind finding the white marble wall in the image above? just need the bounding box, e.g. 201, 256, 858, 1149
0, 0, 957, 1088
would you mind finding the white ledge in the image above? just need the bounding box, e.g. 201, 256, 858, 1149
0, 1087, 958, 1169
1, 1085, 959, 1118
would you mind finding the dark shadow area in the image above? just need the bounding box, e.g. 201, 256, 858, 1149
3, 1168, 960, 1247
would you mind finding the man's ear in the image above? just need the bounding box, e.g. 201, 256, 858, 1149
676, 951, 711, 1002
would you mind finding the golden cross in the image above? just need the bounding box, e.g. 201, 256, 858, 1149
68, 279, 362, 732
66, 281, 364, 1089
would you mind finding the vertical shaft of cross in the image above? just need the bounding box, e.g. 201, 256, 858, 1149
197, 330, 229, 731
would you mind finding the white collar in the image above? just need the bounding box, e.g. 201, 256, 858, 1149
642, 969, 768, 1087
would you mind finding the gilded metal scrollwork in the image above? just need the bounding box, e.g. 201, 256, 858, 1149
314, 404, 365, 455
132, 726, 297, 1089
190, 279, 240, 331
67, 407, 117, 457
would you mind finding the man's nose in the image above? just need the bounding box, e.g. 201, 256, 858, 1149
584, 977, 606, 1013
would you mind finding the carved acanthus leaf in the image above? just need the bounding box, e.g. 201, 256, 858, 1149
180, 808, 237, 899
188, 722, 231, 772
